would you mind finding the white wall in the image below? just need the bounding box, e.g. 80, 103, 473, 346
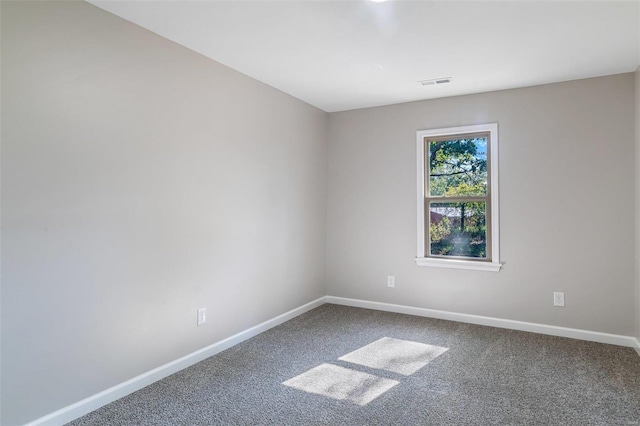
1, 2, 327, 424
327, 74, 636, 336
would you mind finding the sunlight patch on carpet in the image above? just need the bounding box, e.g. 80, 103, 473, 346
338, 337, 448, 375
282, 363, 399, 406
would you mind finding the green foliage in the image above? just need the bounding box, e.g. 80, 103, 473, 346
429, 138, 487, 197
430, 202, 486, 258
430, 215, 451, 243
428, 137, 488, 258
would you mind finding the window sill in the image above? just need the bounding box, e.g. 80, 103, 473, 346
414, 257, 502, 272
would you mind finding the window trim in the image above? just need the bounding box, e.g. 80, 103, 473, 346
415, 123, 501, 272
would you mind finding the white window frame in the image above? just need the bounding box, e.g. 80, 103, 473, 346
415, 123, 501, 272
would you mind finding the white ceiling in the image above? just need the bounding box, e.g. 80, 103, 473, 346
89, 0, 639, 113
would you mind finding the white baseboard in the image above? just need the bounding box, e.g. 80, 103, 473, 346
25, 296, 327, 426
325, 296, 640, 349
24, 295, 640, 425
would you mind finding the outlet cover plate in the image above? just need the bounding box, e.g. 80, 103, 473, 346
197, 308, 207, 326
553, 292, 565, 307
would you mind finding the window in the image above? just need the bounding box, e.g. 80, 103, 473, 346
415, 123, 501, 271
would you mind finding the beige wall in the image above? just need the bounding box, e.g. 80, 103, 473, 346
327, 74, 636, 336
1, 2, 327, 424
636, 66, 640, 343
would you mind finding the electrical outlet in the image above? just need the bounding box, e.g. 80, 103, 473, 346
553, 292, 565, 307
387, 276, 395, 288
197, 308, 207, 326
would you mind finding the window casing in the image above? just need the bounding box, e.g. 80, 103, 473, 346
415, 123, 501, 272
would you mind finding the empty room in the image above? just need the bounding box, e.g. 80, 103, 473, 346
2, 0, 640, 425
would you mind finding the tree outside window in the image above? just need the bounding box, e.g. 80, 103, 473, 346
416, 123, 500, 271
427, 135, 489, 259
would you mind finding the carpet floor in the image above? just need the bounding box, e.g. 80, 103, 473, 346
68, 304, 640, 425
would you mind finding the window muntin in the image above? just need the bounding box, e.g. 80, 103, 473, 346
416, 123, 500, 272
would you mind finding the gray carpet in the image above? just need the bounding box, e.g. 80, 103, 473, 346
68, 304, 640, 425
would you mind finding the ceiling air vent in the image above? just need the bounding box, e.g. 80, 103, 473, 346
418, 77, 452, 86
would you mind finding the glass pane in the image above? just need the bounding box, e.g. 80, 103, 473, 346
429, 137, 488, 197
429, 201, 487, 258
